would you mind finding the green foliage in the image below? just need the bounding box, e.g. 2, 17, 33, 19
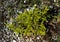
57, 36, 60, 42
6, 6, 49, 36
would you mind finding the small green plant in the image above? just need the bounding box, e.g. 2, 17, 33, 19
6, 5, 50, 36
